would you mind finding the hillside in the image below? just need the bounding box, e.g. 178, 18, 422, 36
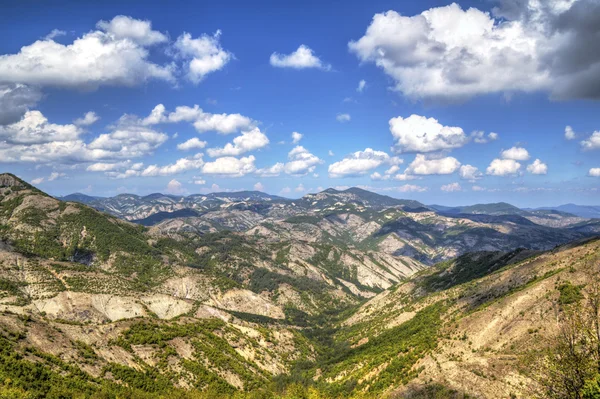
0, 173, 599, 398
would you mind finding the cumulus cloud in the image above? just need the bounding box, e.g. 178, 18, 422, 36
165, 179, 186, 195
486, 159, 522, 176
207, 128, 269, 157
0, 109, 169, 165
527, 159, 548, 175
143, 104, 255, 135
294, 183, 306, 193
31, 177, 44, 185
280, 187, 291, 195
501, 146, 530, 161
459, 164, 483, 180
0, 16, 174, 89
86, 161, 132, 172
349, 1, 600, 101
357, 80, 366, 92
441, 182, 462, 192
291, 131, 303, 144
270, 45, 330, 70
88, 121, 168, 159
589, 168, 600, 177
44, 29, 66, 41
389, 114, 468, 153
581, 132, 600, 150
405, 154, 461, 175
471, 131, 498, 144
141, 154, 204, 176
336, 113, 351, 123
74, 111, 100, 126
173, 31, 233, 83
202, 155, 256, 177
0, 84, 42, 125
177, 137, 207, 151
256, 162, 284, 177
328, 148, 393, 178
565, 125, 576, 140
48, 172, 66, 181
0, 110, 81, 144
96, 15, 167, 46
284, 146, 323, 176
397, 184, 428, 193
254, 182, 265, 191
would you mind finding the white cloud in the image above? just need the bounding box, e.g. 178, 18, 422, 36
486, 159, 521, 176
193, 178, 206, 185
44, 29, 66, 41
328, 148, 391, 178
86, 161, 131, 172
291, 131, 303, 144
202, 155, 256, 177
393, 173, 418, 181
0, 84, 42, 125
328, 150, 335, 156
351, 4, 542, 100
256, 162, 284, 177
31, 177, 44, 185
471, 131, 498, 144
141, 154, 204, 176
501, 146, 530, 161
356, 1, 600, 101
147, 104, 255, 135
581, 132, 600, 150
105, 162, 145, 179
565, 125, 576, 140
254, 182, 265, 191
48, 172, 65, 181
441, 182, 461, 192
165, 179, 186, 195
177, 137, 207, 151
397, 184, 428, 193
74, 111, 100, 126
336, 113, 351, 123
357, 80, 366, 93
173, 31, 233, 83
294, 183, 306, 193
142, 104, 166, 125
0, 17, 174, 89
405, 154, 461, 175
280, 187, 291, 195
88, 123, 168, 159
370, 166, 415, 181
472, 185, 486, 191
589, 168, 600, 177
96, 15, 167, 46
389, 114, 468, 153
206, 128, 269, 157
284, 146, 323, 176
270, 45, 330, 70
0, 110, 81, 144
459, 164, 482, 180
527, 159, 548, 175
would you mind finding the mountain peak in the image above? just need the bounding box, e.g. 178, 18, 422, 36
0, 173, 27, 188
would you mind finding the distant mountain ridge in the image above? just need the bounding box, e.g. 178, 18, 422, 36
527, 203, 600, 219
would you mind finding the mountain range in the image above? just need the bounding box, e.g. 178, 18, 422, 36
1, 172, 599, 398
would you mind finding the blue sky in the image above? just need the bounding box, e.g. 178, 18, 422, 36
0, 0, 599, 207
